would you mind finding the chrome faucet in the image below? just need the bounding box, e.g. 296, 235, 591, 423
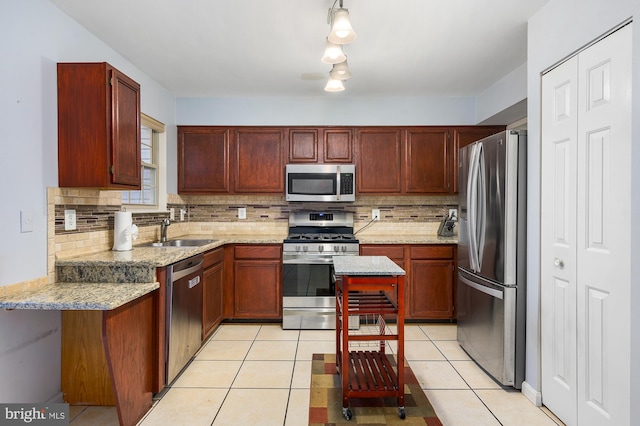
160, 218, 171, 242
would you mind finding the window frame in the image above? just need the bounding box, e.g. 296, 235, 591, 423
122, 113, 166, 211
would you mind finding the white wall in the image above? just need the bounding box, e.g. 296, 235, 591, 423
0, 0, 176, 402
526, 0, 639, 416
475, 62, 528, 124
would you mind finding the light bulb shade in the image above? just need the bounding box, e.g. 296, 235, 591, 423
324, 76, 345, 92
329, 61, 351, 80
321, 38, 347, 64
328, 8, 357, 44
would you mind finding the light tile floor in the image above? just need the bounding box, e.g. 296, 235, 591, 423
68, 323, 565, 426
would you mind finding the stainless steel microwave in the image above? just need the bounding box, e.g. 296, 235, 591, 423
285, 164, 355, 202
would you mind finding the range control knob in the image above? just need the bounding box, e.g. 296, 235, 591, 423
341, 245, 347, 253
334, 245, 340, 252
295, 245, 301, 252
318, 245, 324, 252
302, 246, 308, 252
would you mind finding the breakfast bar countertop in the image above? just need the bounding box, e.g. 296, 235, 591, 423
0, 281, 159, 310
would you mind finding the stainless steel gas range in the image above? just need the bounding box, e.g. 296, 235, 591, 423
282, 212, 359, 329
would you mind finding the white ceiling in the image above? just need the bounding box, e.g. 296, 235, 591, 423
49, 0, 549, 99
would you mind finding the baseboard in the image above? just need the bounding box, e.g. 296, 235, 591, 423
521, 381, 542, 406
45, 392, 64, 403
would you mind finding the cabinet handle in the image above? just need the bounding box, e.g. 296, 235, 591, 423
554, 258, 565, 269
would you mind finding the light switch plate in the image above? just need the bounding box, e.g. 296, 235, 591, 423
448, 208, 457, 219
169, 208, 175, 221
180, 209, 186, 221
20, 210, 34, 233
64, 209, 76, 231
372, 209, 380, 221
238, 207, 246, 219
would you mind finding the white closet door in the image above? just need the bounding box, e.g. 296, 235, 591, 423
575, 24, 631, 426
541, 55, 579, 426
541, 23, 632, 426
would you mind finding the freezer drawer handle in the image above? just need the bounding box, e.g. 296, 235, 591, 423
459, 273, 503, 299
188, 276, 201, 288
554, 258, 565, 269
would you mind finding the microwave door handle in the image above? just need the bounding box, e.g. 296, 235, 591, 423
336, 165, 341, 201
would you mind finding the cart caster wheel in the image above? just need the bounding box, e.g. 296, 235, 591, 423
398, 407, 406, 419
343, 407, 352, 420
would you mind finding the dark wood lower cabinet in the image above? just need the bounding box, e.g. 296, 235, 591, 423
408, 259, 455, 319
230, 244, 282, 319
203, 248, 224, 339
360, 244, 456, 320
62, 291, 156, 426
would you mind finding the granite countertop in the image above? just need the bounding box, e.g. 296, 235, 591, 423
356, 234, 458, 244
0, 282, 159, 310
55, 233, 286, 268
333, 256, 406, 276
4, 231, 451, 311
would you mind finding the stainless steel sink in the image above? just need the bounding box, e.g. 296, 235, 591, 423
143, 239, 217, 248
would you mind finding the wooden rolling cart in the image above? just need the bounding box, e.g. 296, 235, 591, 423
333, 256, 406, 421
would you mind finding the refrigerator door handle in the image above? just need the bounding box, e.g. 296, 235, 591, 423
458, 271, 504, 299
467, 143, 480, 272
476, 143, 487, 270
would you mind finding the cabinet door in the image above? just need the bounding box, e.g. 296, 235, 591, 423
408, 259, 454, 319
404, 127, 451, 194
178, 127, 230, 193
288, 128, 318, 163
234, 128, 285, 193
452, 126, 504, 193
203, 262, 224, 338
233, 260, 282, 318
58, 62, 141, 189
323, 128, 353, 163
110, 68, 142, 187
356, 128, 403, 193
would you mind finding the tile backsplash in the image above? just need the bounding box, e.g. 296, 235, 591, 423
47, 188, 458, 283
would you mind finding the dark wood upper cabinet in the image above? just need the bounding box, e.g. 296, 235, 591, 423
288, 128, 318, 163
323, 128, 353, 163
178, 127, 230, 194
404, 127, 451, 194
287, 127, 353, 163
58, 62, 141, 189
234, 128, 285, 193
356, 128, 403, 193
452, 126, 505, 193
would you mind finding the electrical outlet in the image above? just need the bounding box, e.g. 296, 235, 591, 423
449, 208, 457, 219
169, 208, 175, 221
180, 209, 186, 221
372, 209, 380, 221
21, 210, 34, 233
238, 207, 246, 219
64, 209, 76, 231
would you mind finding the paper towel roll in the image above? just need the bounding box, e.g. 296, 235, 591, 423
113, 211, 133, 251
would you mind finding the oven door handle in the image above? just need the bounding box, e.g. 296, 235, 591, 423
283, 256, 336, 265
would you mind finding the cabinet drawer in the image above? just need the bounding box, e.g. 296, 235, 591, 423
360, 245, 405, 259
410, 245, 454, 259
234, 245, 281, 260
204, 248, 224, 268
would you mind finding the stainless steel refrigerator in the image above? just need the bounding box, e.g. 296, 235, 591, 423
457, 130, 527, 388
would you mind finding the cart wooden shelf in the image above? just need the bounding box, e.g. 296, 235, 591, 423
333, 256, 406, 421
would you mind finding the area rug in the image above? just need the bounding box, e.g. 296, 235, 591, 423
309, 353, 442, 425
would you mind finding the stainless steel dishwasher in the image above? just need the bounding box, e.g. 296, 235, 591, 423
166, 254, 203, 384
